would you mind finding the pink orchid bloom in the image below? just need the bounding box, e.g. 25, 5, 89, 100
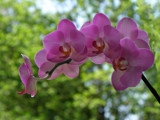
111, 38, 154, 91
117, 17, 150, 49
18, 55, 37, 97
80, 13, 121, 64
35, 49, 80, 79
43, 19, 87, 64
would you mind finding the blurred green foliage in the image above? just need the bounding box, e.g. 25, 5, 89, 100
0, 0, 160, 119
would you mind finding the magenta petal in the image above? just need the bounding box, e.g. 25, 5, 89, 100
89, 53, 106, 64
47, 51, 68, 63
35, 49, 47, 68
137, 29, 149, 44
93, 13, 111, 31
19, 63, 30, 87
86, 38, 95, 48
70, 30, 85, 53
21, 54, 33, 75
134, 39, 150, 49
81, 21, 91, 29
39, 61, 55, 78
49, 66, 63, 80
70, 58, 88, 65
120, 66, 142, 87
57, 19, 76, 38
103, 25, 121, 49
46, 43, 61, 55
130, 49, 154, 71
31, 90, 36, 97
111, 70, 128, 91
104, 45, 121, 60
120, 39, 139, 60
81, 25, 99, 39
70, 47, 87, 62
43, 31, 64, 50
25, 77, 37, 97
117, 17, 138, 38
63, 64, 79, 78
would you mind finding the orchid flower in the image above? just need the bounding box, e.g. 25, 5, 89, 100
80, 13, 121, 64
18, 55, 37, 97
111, 39, 154, 91
35, 49, 79, 79
43, 19, 87, 64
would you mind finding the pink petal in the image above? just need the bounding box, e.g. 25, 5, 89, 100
130, 49, 154, 71
86, 37, 95, 48
120, 38, 139, 60
70, 30, 86, 54
70, 47, 87, 62
117, 17, 138, 38
57, 19, 76, 38
120, 66, 142, 87
43, 31, 64, 50
19, 63, 30, 87
70, 58, 88, 65
93, 13, 111, 32
47, 51, 68, 63
31, 90, 37, 97
26, 77, 36, 91
63, 64, 79, 78
39, 61, 55, 78
21, 54, 33, 75
89, 53, 106, 64
46, 43, 61, 55
49, 66, 63, 80
104, 45, 121, 60
81, 25, 99, 39
111, 70, 128, 91
81, 21, 91, 29
35, 49, 47, 68
103, 25, 121, 49
137, 29, 149, 44
134, 39, 150, 49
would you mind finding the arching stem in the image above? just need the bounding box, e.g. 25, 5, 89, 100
142, 74, 160, 104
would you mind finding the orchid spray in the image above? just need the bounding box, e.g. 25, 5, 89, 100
18, 13, 160, 104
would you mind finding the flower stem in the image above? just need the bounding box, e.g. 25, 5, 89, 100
46, 58, 72, 76
36, 59, 72, 81
142, 74, 160, 104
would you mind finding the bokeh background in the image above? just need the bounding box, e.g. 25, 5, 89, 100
0, 0, 160, 119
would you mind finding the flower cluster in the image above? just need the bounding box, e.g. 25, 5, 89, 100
18, 13, 154, 97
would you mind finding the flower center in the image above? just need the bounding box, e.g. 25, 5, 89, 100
59, 43, 71, 58
113, 57, 129, 71
92, 38, 105, 54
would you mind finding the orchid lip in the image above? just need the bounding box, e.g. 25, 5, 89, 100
59, 43, 71, 58
92, 38, 105, 54
113, 57, 129, 71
